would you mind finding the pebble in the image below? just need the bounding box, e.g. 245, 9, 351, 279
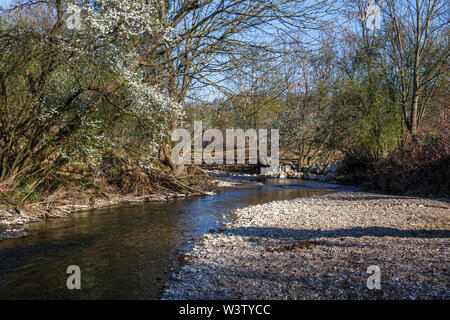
162, 192, 450, 300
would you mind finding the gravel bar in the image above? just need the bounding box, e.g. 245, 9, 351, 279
162, 192, 450, 299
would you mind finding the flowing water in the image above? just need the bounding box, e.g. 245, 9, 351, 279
0, 178, 358, 299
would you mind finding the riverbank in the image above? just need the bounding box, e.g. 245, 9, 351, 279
0, 178, 219, 241
0, 178, 337, 299
162, 191, 450, 299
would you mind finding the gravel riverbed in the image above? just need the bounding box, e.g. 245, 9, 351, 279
162, 192, 450, 299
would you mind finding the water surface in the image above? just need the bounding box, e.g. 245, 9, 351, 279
0, 178, 357, 299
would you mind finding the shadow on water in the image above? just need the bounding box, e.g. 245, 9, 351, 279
0, 178, 358, 299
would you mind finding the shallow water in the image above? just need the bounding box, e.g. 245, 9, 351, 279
0, 178, 357, 299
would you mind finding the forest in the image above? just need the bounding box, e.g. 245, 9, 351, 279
0, 0, 448, 212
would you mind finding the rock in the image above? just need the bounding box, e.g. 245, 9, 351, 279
260, 165, 280, 177
279, 171, 288, 179
162, 191, 450, 300
282, 162, 295, 174
303, 172, 317, 180
331, 163, 339, 173
213, 180, 236, 187
288, 171, 302, 178
324, 164, 333, 174
0, 228, 31, 240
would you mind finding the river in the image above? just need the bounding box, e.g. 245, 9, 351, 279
0, 177, 358, 299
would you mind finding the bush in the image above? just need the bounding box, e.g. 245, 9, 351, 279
373, 107, 450, 196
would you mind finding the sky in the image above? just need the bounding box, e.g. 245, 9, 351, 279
0, 0, 357, 102
0, 0, 11, 10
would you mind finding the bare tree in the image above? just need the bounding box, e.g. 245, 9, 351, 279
382, 0, 449, 135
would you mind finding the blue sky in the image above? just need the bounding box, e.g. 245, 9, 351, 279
0, 0, 348, 102
0, 0, 12, 10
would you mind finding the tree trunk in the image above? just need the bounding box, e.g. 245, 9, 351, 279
410, 90, 419, 135
163, 145, 186, 177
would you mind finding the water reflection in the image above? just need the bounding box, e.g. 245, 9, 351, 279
0, 179, 357, 299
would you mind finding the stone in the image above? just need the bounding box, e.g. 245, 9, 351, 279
282, 162, 295, 174
162, 192, 450, 300
260, 165, 280, 177
324, 164, 333, 174
303, 172, 317, 180
330, 163, 339, 173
